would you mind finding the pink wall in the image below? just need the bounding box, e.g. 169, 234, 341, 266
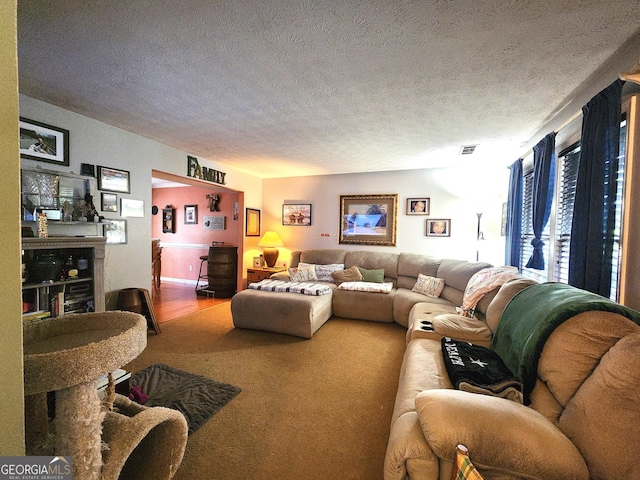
152, 186, 241, 282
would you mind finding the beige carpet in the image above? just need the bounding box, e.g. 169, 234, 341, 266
125, 301, 407, 480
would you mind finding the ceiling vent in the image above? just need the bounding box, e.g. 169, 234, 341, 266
459, 145, 477, 155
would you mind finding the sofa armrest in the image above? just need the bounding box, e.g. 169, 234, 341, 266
415, 389, 589, 480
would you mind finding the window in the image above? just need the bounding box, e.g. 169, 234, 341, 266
552, 144, 580, 284
520, 166, 550, 284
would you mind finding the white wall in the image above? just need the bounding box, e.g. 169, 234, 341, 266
19, 95, 263, 306
262, 166, 509, 267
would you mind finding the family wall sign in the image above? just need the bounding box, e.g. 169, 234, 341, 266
187, 155, 226, 185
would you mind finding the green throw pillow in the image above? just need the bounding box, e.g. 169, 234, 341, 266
358, 267, 385, 283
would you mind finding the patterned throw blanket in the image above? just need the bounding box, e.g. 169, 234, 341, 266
248, 279, 332, 296
442, 337, 523, 403
337, 281, 393, 293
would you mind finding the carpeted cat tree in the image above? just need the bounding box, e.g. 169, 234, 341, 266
23, 311, 188, 480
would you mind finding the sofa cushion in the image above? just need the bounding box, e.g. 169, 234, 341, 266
333, 287, 396, 322
412, 274, 445, 298
358, 267, 385, 283
299, 262, 344, 282
288, 265, 317, 282
344, 251, 399, 281
296, 249, 348, 266
331, 265, 363, 285
396, 253, 441, 289
393, 288, 455, 328
431, 314, 492, 344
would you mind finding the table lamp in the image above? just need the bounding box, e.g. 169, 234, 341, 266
258, 231, 284, 267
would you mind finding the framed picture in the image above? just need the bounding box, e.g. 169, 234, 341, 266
246, 208, 261, 236
121, 198, 144, 217
407, 197, 430, 215
81, 163, 95, 176
19, 117, 70, 166
339, 194, 398, 246
104, 219, 127, 244
426, 219, 451, 237
97, 165, 130, 193
253, 256, 263, 268
101, 192, 117, 212
282, 204, 312, 226
184, 204, 198, 224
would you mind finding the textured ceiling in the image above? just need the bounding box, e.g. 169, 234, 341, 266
16, 1, 640, 179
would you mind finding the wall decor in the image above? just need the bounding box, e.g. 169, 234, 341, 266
81, 163, 96, 176
339, 194, 397, 246
184, 204, 198, 224
101, 192, 117, 212
426, 219, 451, 237
246, 208, 261, 237
187, 155, 226, 185
19, 117, 70, 166
97, 165, 130, 193
104, 219, 127, 244
203, 216, 225, 230
282, 204, 312, 226
121, 198, 144, 218
406, 197, 430, 215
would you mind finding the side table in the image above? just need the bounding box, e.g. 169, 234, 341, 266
247, 266, 287, 286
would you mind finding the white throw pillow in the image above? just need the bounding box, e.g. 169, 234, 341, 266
288, 265, 317, 282
298, 262, 345, 282
412, 274, 445, 298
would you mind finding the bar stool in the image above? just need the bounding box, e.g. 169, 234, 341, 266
195, 255, 208, 291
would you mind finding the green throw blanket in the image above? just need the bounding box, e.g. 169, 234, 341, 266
491, 282, 640, 404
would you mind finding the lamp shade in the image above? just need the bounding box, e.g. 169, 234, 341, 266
257, 231, 284, 247
258, 231, 284, 267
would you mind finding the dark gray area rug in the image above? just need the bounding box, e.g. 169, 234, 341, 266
130, 363, 241, 434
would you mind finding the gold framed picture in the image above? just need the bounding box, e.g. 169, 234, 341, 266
339, 194, 397, 246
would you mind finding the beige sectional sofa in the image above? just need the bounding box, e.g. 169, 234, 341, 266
231, 249, 640, 479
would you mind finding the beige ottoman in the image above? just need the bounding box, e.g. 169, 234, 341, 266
231, 288, 333, 339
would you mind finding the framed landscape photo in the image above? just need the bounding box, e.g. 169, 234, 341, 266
184, 204, 198, 224
407, 197, 430, 215
19, 117, 70, 166
97, 165, 130, 193
339, 194, 397, 246
246, 208, 261, 236
101, 192, 117, 212
282, 204, 312, 226
104, 219, 127, 244
426, 219, 451, 237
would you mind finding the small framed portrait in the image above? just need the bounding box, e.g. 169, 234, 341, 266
253, 256, 263, 268
426, 219, 451, 237
184, 204, 198, 224
407, 198, 430, 215
101, 192, 117, 212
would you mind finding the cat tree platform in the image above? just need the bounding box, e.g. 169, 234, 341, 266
23, 311, 187, 480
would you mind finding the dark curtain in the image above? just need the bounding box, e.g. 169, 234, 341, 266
505, 158, 523, 267
525, 133, 556, 270
568, 79, 623, 296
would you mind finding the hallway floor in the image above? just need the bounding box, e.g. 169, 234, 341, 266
151, 281, 229, 323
